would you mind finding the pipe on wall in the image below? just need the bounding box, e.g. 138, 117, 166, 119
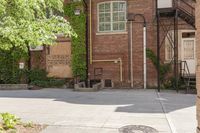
130, 21, 134, 88
89, 0, 93, 64
93, 58, 123, 82
143, 26, 147, 89
89, 0, 124, 82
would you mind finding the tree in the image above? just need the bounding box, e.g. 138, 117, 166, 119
0, 0, 76, 51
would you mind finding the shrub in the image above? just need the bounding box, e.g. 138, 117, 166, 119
28, 69, 66, 88
30, 79, 65, 88
0, 49, 28, 84
0, 113, 21, 130
146, 48, 172, 88
27, 69, 48, 82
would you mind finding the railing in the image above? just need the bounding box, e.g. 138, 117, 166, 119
179, 60, 191, 92
174, 0, 195, 17
180, 61, 190, 78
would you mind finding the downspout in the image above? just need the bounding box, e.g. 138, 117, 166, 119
130, 21, 134, 88
89, 0, 93, 64
143, 22, 147, 89
89, 0, 123, 82
128, 13, 147, 89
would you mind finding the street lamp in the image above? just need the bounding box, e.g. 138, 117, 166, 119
128, 13, 147, 89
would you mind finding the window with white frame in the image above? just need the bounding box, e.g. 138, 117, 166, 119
98, 1, 126, 32
165, 31, 174, 61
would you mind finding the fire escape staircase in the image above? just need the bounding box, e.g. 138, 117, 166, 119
158, 0, 195, 28
176, 0, 195, 27
176, 0, 196, 93
158, 0, 196, 92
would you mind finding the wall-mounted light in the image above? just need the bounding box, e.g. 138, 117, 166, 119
74, 9, 81, 16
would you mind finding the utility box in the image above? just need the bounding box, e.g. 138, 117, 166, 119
158, 0, 173, 8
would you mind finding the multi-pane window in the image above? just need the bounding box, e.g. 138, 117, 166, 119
98, 1, 126, 32
183, 40, 195, 59
165, 31, 174, 61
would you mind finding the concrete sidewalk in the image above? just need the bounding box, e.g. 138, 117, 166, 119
0, 89, 196, 133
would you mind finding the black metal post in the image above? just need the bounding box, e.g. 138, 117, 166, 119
27, 45, 31, 84
156, 0, 161, 92
174, 9, 179, 92
83, 0, 89, 87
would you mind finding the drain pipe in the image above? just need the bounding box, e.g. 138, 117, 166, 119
130, 21, 134, 88
133, 14, 147, 89
127, 17, 134, 88
89, 0, 93, 64
143, 22, 147, 89
128, 13, 147, 89
88, 0, 123, 82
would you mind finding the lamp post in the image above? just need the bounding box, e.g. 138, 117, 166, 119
128, 13, 147, 89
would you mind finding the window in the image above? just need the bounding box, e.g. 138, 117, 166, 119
165, 31, 174, 61
98, 1, 126, 32
183, 40, 195, 60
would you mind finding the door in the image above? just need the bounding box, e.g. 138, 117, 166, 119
46, 39, 73, 78
181, 38, 196, 74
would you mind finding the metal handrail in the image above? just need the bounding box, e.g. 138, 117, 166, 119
180, 61, 190, 78
180, 60, 191, 92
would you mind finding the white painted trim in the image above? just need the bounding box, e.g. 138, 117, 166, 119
181, 38, 196, 74
180, 29, 196, 33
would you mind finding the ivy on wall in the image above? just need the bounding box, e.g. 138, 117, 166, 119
64, 1, 86, 80
0, 49, 28, 84
146, 48, 172, 87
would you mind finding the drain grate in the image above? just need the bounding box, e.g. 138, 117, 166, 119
119, 125, 159, 133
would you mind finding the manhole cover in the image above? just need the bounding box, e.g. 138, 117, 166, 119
119, 125, 159, 133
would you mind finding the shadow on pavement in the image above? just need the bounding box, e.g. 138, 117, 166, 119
0, 89, 196, 114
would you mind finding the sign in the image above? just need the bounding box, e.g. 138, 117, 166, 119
30, 45, 44, 51
19, 62, 25, 69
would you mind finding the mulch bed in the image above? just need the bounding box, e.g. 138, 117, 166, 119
0, 123, 47, 133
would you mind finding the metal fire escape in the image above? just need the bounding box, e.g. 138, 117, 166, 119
156, 0, 195, 92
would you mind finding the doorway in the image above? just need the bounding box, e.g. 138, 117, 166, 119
181, 38, 196, 74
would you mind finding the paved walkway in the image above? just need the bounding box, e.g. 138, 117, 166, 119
0, 89, 196, 133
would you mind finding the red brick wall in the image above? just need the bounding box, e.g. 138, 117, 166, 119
196, 0, 200, 132
87, 0, 195, 88
30, 48, 46, 70
88, 0, 157, 88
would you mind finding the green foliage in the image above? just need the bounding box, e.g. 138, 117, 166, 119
28, 69, 65, 88
146, 48, 171, 85
23, 122, 34, 128
0, 113, 21, 130
0, 49, 28, 84
0, 0, 76, 51
64, 1, 86, 80
27, 69, 48, 82
31, 79, 65, 88
0, 0, 77, 84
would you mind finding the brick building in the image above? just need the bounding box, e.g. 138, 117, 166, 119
196, 0, 200, 132
87, 0, 196, 88
30, 0, 196, 89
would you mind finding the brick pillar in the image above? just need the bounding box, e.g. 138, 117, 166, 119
196, 1, 200, 133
